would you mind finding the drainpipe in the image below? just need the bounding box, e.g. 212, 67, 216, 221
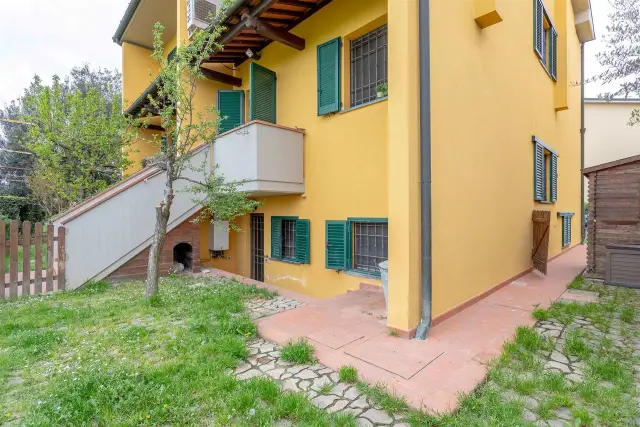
580, 43, 586, 243
415, 0, 433, 341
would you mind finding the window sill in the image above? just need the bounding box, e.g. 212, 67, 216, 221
268, 257, 302, 265
536, 200, 554, 205
345, 269, 381, 280
340, 97, 388, 115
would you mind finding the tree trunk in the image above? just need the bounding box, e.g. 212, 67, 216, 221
145, 176, 174, 298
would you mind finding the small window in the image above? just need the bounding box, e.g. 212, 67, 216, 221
324, 218, 388, 278
281, 219, 297, 260
352, 221, 388, 275
350, 24, 388, 107
271, 217, 310, 264
558, 213, 574, 248
533, 0, 557, 80
533, 137, 557, 203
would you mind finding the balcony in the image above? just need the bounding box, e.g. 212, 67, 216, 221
213, 121, 305, 196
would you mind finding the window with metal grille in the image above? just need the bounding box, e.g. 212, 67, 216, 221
352, 221, 388, 274
350, 24, 388, 107
281, 219, 297, 260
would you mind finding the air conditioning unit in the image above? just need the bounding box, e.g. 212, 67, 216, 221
187, 0, 220, 37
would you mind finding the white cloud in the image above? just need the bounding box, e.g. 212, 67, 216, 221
0, 0, 130, 106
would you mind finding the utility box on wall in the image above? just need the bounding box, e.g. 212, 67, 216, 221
209, 221, 229, 251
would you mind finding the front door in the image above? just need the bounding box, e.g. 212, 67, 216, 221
250, 214, 264, 282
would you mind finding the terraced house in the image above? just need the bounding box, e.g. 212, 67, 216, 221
55, 0, 595, 338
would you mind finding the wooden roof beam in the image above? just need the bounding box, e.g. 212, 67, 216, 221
241, 14, 305, 51
200, 68, 243, 87
276, 0, 315, 8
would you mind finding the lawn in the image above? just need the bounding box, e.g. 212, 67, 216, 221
3, 245, 47, 274
0, 277, 356, 426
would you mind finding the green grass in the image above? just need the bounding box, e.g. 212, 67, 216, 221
280, 338, 316, 364
0, 277, 353, 426
338, 365, 358, 384
354, 276, 640, 426
3, 244, 47, 273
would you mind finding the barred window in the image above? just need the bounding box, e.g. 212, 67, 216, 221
352, 222, 388, 273
350, 24, 388, 107
281, 219, 297, 260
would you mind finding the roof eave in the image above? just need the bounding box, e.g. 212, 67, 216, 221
113, 0, 143, 45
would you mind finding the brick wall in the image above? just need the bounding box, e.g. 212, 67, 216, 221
108, 214, 201, 283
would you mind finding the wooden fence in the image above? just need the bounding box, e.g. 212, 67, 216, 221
1, 220, 65, 299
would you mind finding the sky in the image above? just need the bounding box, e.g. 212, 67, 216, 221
0, 0, 621, 107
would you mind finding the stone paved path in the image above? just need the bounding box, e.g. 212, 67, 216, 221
490, 286, 640, 426
239, 297, 405, 426
245, 296, 304, 320
234, 338, 407, 427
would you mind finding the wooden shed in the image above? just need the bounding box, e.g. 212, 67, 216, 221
583, 155, 640, 287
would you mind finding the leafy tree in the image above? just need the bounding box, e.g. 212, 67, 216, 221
0, 67, 128, 219
137, 3, 260, 298
594, 0, 640, 124
19, 71, 133, 217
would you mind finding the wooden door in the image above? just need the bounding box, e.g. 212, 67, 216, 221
532, 210, 551, 275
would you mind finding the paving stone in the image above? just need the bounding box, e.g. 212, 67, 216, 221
330, 382, 350, 397
344, 386, 361, 400
566, 373, 584, 383
546, 420, 568, 427
351, 397, 370, 409
327, 399, 350, 413
258, 361, 277, 372
286, 365, 306, 374
235, 362, 252, 374
545, 361, 571, 373
523, 409, 538, 421
282, 379, 299, 392
297, 369, 318, 380
343, 408, 363, 417
554, 407, 572, 421
361, 408, 393, 425
542, 329, 561, 338
550, 351, 569, 365
298, 380, 312, 390
356, 418, 374, 427
274, 420, 292, 427
524, 396, 539, 411
266, 368, 286, 380
312, 394, 338, 409
236, 369, 262, 380
329, 372, 340, 383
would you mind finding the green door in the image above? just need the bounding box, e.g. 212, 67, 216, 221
250, 63, 277, 124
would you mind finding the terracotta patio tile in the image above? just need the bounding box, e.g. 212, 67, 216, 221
240, 245, 587, 412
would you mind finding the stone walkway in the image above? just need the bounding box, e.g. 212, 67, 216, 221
235, 338, 407, 427
490, 286, 640, 426
245, 296, 304, 320
239, 296, 405, 426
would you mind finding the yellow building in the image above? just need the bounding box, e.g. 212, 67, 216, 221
113, 0, 595, 338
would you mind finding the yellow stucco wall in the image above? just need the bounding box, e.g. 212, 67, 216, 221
429, 0, 583, 319
210, 0, 389, 298
118, 0, 585, 333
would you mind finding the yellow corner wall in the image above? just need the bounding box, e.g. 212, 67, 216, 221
429, 0, 582, 318
213, 0, 389, 298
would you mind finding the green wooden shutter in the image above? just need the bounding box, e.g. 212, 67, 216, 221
317, 37, 341, 116
217, 90, 245, 133
550, 154, 558, 202
558, 213, 574, 248
325, 220, 347, 270
550, 27, 558, 80
250, 62, 277, 124
534, 143, 545, 201
533, 0, 544, 59
271, 216, 282, 259
295, 219, 310, 264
